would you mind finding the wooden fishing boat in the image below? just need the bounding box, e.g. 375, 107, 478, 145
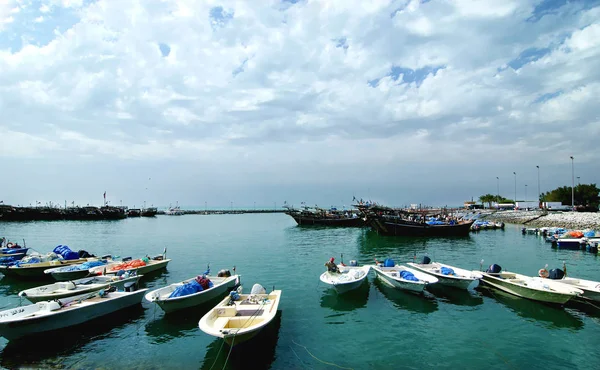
406, 261, 481, 290
0, 287, 148, 341
371, 262, 438, 293
18, 274, 142, 303
0, 258, 93, 280
198, 284, 281, 346
480, 268, 582, 304
145, 271, 240, 313
284, 205, 365, 227
319, 265, 370, 294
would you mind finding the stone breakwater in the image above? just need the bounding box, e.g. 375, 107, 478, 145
481, 210, 600, 230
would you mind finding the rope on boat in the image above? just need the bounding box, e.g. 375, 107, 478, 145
291, 339, 354, 370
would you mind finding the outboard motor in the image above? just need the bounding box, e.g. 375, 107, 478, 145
383, 258, 395, 267
122, 256, 132, 262
217, 269, 231, 277
547, 268, 565, 280
486, 264, 502, 273
349, 260, 358, 267
123, 281, 137, 292
521, 228, 526, 235
421, 256, 431, 265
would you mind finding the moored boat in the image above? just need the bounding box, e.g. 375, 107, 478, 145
284, 205, 365, 227
198, 284, 281, 346
371, 259, 438, 293
145, 268, 240, 313
0, 258, 95, 279
0, 247, 29, 258
44, 257, 113, 281
319, 263, 370, 294
88, 251, 170, 277
18, 273, 142, 303
537, 266, 600, 302
479, 264, 582, 304
0, 286, 148, 341
406, 258, 482, 290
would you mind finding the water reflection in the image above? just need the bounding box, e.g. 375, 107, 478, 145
0, 276, 42, 296
200, 311, 282, 370
373, 279, 438, 314
320, 281, 369, 312
0, 305, 146, 369
426, 284, 484, 307
477, 286, 584, 330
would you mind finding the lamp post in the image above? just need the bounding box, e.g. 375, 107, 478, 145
577, 176, 580, 185
525, 184, 527, 202
513, 172, 517, 208
570, 156, 574, 209
536, 165, 540, 207
496, 177, 500, 206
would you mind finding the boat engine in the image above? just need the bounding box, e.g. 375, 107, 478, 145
421, 256, 431, 264
123, 282, 137, 292
217, 269, 231, 277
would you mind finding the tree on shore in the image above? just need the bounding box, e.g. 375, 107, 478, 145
478, 194, 514, 208
541, 183, 599, 211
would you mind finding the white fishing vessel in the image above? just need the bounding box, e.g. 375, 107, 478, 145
0, 258, 94, 279
145, 269, 240, 313
319, 264, 370, 294
88, 251, 170, 277
371, 260, 438, 293
537, 266, 600, 302
44, 256, 113, 281
198, 284, 281, 346
407, 260, 481, 290
0, 287, 148, 341
18, 273, 142, 303
480, 265, 582, 304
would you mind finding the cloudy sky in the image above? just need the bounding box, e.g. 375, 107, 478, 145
1, 0, 598, 209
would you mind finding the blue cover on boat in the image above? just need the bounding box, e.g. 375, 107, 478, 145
0, 256, 22, 265
61, 260, 106, 271
53, 245, 80, 260
384, 258, 395, 267
426, 220, 446, 225
400, 270, 419, 281
168, 279, 203, 298
440, 267, 455, 276
584, 231, 595, 237
15, 257, 41, 267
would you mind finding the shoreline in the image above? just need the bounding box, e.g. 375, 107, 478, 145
480, 210, 600, 230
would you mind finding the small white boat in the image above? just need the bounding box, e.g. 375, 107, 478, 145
319, 265, 371, 294
0, 258, 94, 279
371, 263, 438, 293
0, 287, 148, 341
480, 269, 582, 304
43, 256, 113, 281
145, 270, 241, 313
18, 273, 142, 303
89, 256, 171, 277
198, 284, 281, 346
406, 261, 482, 290
556, 277, 600, 302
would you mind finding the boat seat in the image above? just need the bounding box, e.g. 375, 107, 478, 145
235, 309, 264, 317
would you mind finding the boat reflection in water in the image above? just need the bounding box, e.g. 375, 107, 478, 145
0, 305, 145, 369
373, 279, 438, 314
200, 311, 282, 370
477, 285, 584, 330
320, 281, 370, 312
426, 284, 484, 307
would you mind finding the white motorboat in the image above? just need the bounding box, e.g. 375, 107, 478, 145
198, 284, 281, 346
319, 265, 370, 294
0, 258, 94, 279
89, 256, 170, 277
18, 273, 142, 303
479, 266, 582, 304
536, 267, 600, 302
43, 256, 113, 281
406, 261, 482, 290
0, 287, 148, 341
371, 262, 438, 293
145, 270, 240, 313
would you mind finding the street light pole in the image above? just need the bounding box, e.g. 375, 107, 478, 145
513, 172, 517, 208
570, 156, 574, 209
496, 176, 500, 204
525, 184, 527, 202
536, 165, 540, 207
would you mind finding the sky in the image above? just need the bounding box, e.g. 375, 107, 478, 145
0, 0, 599, 209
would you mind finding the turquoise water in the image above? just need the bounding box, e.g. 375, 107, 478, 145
1, 214, 599, 369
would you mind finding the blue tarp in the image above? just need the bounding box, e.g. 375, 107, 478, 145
426, 220, 446, 225
168, 279, 203, 298
584, 231, 596, 237
400, 270, 419, 281
384, 258, 395, 267
53, 245, 80, 260
440, 267, 455, 276
60, 260, 106, 271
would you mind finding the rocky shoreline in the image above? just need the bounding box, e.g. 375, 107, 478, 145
480, 210, 600, 230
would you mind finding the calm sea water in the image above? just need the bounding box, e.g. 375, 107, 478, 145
1, 214, 599, 369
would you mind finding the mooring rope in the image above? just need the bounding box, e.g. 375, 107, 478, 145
291, 339, 354, 370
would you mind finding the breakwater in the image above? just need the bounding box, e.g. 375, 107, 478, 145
157, 209, 285, 215
481, 210, 600, 229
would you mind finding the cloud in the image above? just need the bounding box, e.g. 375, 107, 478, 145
0, 0, 599, 207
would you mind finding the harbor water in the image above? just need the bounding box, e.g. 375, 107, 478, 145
1, 214, 599, 369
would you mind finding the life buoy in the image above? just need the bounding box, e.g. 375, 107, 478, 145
6, 242, 14, 248
538, 268, 549, 278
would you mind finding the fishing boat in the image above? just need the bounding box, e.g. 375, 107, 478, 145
371, 259, 438, 293
0, 247, 28, 258
88, 251, 170, 277
319, 263, 370, 294
141, 207, 158, 217
18, 273, 142, 303
44, 256, 113, 281
0, 258, 94, 279
145, 268, 241, 313
198, 284, 281, 346
479, 264, 582, 304
0, 286, 148, 341
406, 258, 482, 290
537, 267, 600, 302
284, 204, 365, 227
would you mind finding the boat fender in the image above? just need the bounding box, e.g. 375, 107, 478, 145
538, 269, 549, 278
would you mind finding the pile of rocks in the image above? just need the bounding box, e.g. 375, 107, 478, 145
483, 210, 600, 229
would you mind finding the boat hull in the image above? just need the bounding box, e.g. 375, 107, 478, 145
480, 273, 579, 305
289, 215, 365, 227
371, 266, 429, 293
47, 269, 93, 281
0, 259, 90, 280
368, 217, 473, 237
319, 266, 370, 294
0, 289, 147, 341
91, 259, 170, 277
147, 275, 240, 313
406, 262, 479, 290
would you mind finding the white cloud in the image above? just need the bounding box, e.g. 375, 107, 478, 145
0, 0, 599, 206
